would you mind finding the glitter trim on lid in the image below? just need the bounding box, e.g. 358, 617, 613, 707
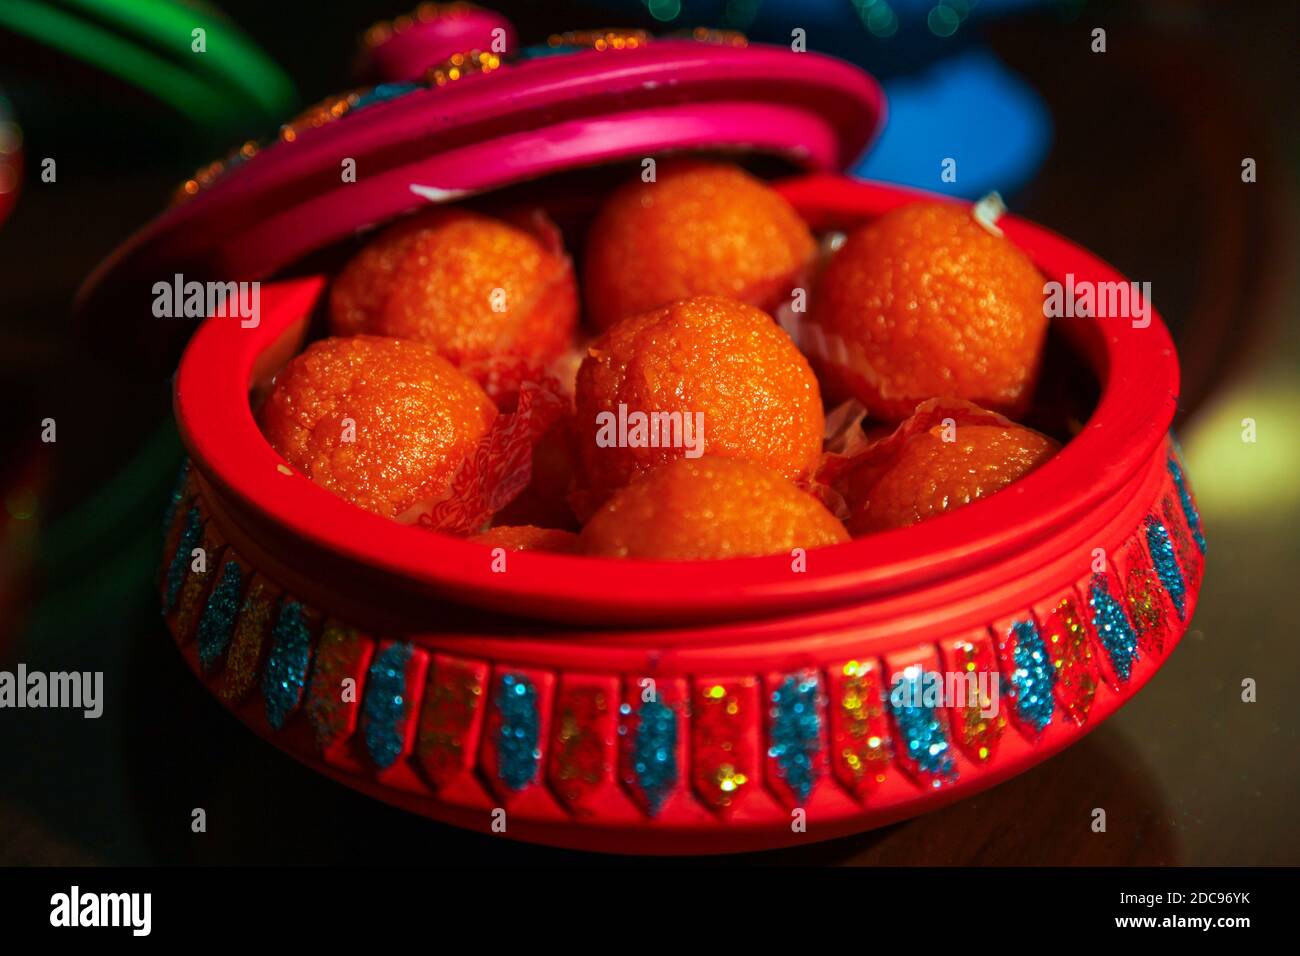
352, 81, 421, 109
426, 50, 502, 86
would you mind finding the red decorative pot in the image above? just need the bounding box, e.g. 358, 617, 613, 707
102, 31, 1204, 854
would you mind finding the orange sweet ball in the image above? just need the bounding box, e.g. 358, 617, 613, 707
328, 207, 577, 378
846, 423, 1058, 534
808, 201, 1049, 421
260, 335, 496, 520
469, 525, 578, 553
574, 295, 825, 504
583, 161, 815, 329
580, 457, 848, 560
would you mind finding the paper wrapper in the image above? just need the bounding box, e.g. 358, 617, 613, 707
463, 355, 556, 410
407, 376, 570, 535
399, 205, 581, 532
792, 398, 872, 522
815, 398, 1019, 518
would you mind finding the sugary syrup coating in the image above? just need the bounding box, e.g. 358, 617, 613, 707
583, 161, 815, 329
847, 423, 1058, 534
580, 457, 849, 560
469, 525, 579, 553
808, 202, 1048, 421
574, 296, 825, 504
260, 335, 496, 520
329, 207, 577, 378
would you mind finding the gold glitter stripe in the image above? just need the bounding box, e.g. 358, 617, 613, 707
220, 577, 277, 704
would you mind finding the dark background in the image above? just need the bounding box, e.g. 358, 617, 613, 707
0, 0, 1296, 864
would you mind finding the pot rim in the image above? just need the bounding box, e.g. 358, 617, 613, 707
174, 173, 1179, 628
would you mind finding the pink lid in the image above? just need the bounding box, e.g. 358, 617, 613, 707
79, 32, 884, 372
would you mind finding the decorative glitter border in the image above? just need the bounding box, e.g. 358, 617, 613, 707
160, 437, 1203, 843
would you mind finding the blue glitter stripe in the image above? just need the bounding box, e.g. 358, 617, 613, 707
494, 673, 541, 791
198, 561, 243, 670
164, 506, 202, 613
353, 81, 420, 111
1167, 455, 1207, 553
623, 700, 677, 815
889, 669, 957, 784
362, 643, 414, 769
1145, 515, 1187, 618
262, 600, 312, 730
768, 672, 823, 802
1007, 620, 1055, 733
518, 43, 584, 60
1089, 576, 1140, 682
163, 458, 190, 541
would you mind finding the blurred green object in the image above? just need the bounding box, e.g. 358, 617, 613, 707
0, 0, 295, 134
35, 421, 182, 584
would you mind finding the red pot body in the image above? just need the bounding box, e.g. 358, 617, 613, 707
159, 174, 1205, 854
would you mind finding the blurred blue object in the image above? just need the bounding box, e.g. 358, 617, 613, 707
852, 47, 1052, 198
597, 0, 1056, 196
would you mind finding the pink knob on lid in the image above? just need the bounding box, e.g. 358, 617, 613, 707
355, 4, 516, 83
